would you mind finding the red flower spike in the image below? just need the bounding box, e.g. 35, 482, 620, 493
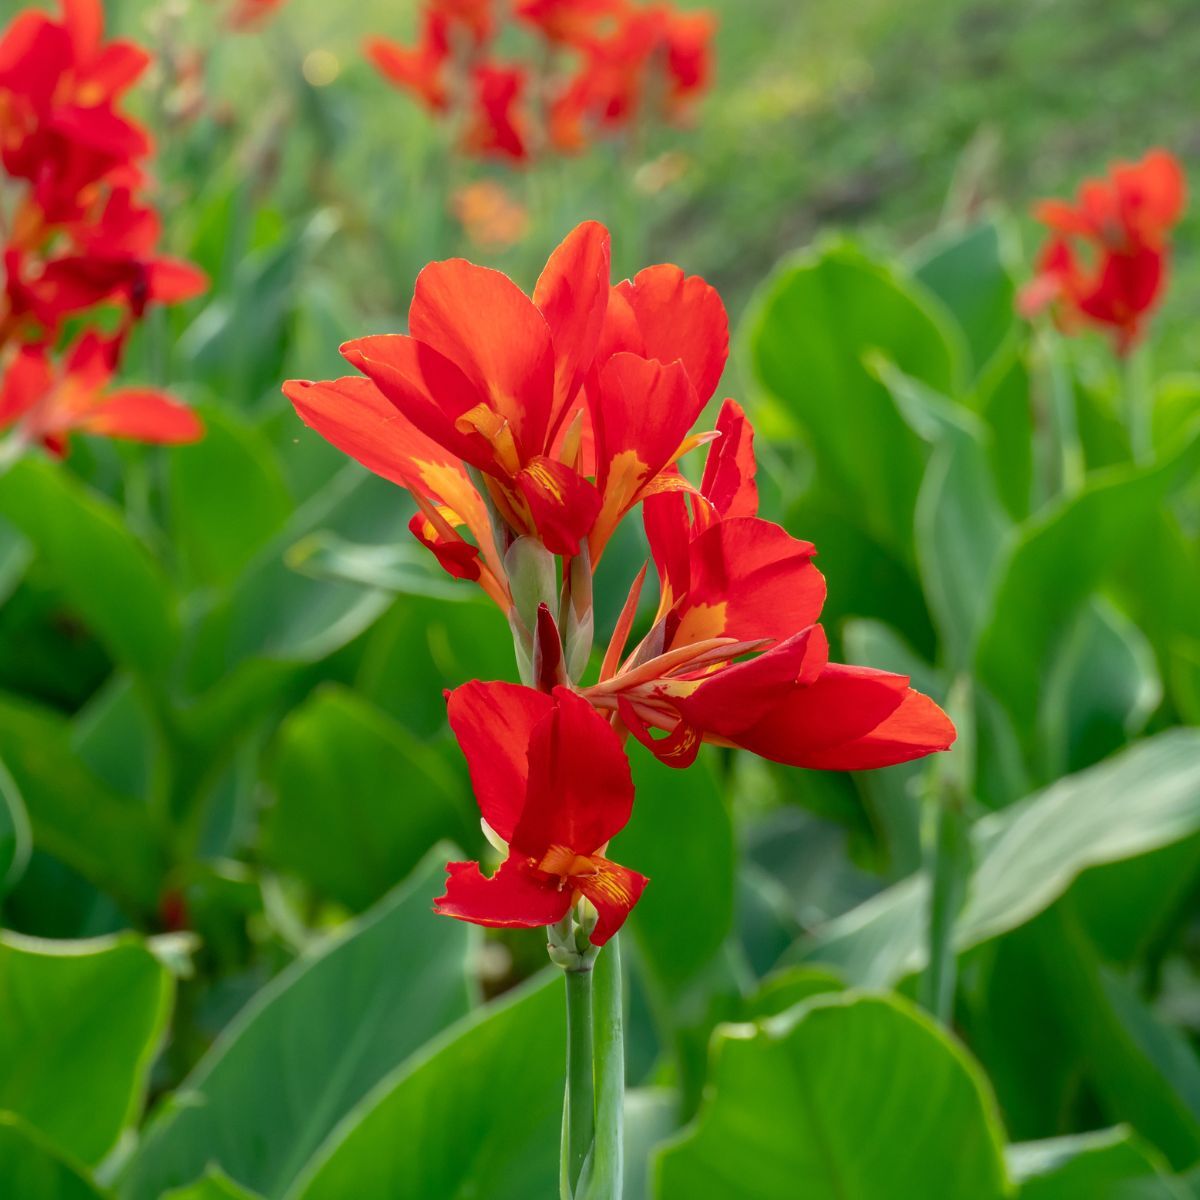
584, 404, 956, 772
1020, 149, 1187, 354
0, 335, 201, 456
364, 15, 450, 113
463, 63, 530, 164
437, 684, 648, 946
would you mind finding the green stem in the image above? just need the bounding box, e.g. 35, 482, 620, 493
564, 965, 595, 1196
919, 792, 970, 1024
1123, 344, 1154, 463
588, 935, 624, 1199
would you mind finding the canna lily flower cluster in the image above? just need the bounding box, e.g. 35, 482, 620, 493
0, 0, 205, 460
284, 219, 955, 948
1019, 148, 1187, 355
364, 0, 715, 165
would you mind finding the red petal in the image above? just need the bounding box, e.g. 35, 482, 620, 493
408, 257, 555, 457
512, 686, 635, 857
408, 512, 481, 581
0, 345, 53, 427
79, 389, 203, 444
700, 399, 758, 519
63, 0, 103, 60
612, 263, 729, 401
675, 516, 826, 646
284, 375, 499, 575
734, 663, 954, 770
673, 626, 827, 739
589, 352, 702, 558
434, 856, 571, 929
576, 856, 649, 945
145, 256, 208, 303
534, 221, 611, 433
515, 454, 600, 556
446, 680, 555, 843
617, 697, 702, 769
340, 333, 494, 469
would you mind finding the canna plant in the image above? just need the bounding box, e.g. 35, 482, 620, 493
283, 219, 954, 1196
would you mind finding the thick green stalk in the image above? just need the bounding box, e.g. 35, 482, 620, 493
587, 934, 624, 1199
564, 965, 595, 1196
1123, 344, 1154, 463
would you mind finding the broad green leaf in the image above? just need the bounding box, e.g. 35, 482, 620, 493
264, 686, 473, 910
976, 344, 1035, 521
0, 1114, 108, 1200
0, 932, 171, 1165
623, 1090, 678, 1200
975, 431, 1200, 742
163, 1167, 264, 1200
290, 974, 564, 1200
616, 750, 735, 995
71, 675, 160, 801
0, 692, 164, 913
169, 409, 292, 588
0, 754, 32, 897
286, 532, 472, 602
910, 218, 1018, 379
1040, 600, 1161, 778
1010, 1128, 1186, 1199
656, 992, 1009, 1199
747, 240, 960, 558
742, 965, 845, 1019
0, 515, 32, 606
0, 459, 177, 678
120, 851, 474, 1200
799, 730, 1200, 985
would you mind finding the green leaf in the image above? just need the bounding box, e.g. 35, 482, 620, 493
120, 851, 474, 1200
623, 1090, 677, 1200
163, 1167, 264, 1200
616, 750, 735, 995
742, 965, 845, 1019
168, 409, 292, 589
0, 459, 177, 678
0, 932, 171, 1165
264, 686, 472, 911
747, 241, 960, 558
0, 692, 164, 913
799, 730, 1200, 985
910, 218, 1018, 379
286, 531, 474, 602
1010, 1128, 1186, 1199
0, 515, 32, 606
975, 431, 1200, 745
0, 754, 32, 897
1040, 599, 1162, 777
0, 1113, 108, 1199
656, 992, 1009, 1199
976, 345, 1036, 521
289, 973, 564, 1200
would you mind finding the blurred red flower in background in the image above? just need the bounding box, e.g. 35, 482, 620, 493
1019, 148, 1187, 354
0, 0, 205, 460
365, 0, 716, 164
435, 682, 648, 946
0, 332, 202, 457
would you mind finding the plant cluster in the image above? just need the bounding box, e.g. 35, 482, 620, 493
0, 0, 206, 459
365, 0, 715, 163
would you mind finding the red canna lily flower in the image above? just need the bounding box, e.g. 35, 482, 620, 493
515, 0, 623, 45
1019, 148, 1187, 354
585, 401, 956, 770
435, 681, 648, 946
463, 63, 531, 163
364, 13, 451, 113
0, 331, 202, 457
660, 7, 715, 115
0, 0, 152, 222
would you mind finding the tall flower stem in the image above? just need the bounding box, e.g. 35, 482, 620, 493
589, 934, 625, 1198
563, 963, 595, 1197
1123, 344, 1154, 464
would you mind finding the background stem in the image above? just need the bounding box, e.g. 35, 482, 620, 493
589, 934, 625, 1199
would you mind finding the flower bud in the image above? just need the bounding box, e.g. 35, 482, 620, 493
533, 603, 568, 692
564, 545, 594, 683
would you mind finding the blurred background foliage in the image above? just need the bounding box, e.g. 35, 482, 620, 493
2, 0, 1200, 1196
